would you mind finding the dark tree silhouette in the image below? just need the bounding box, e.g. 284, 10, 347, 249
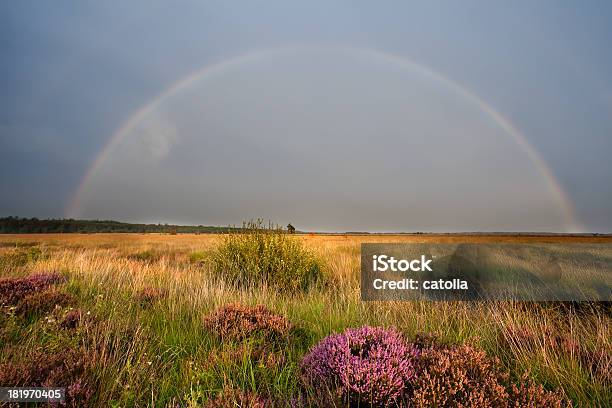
0, 217, 239, 234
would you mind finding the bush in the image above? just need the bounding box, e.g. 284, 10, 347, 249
301, 326, 419, 407
0, 348, 95, 407
15, 290, 74, 317
507, 374, 571, 408
0, 272, 66, 305
203, 303, 292, 343
411, 342, 571, 408
411, 344, 509, 407
301, 327, 571, 407
210, 220, 323, 291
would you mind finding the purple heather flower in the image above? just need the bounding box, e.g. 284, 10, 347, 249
301, 326, 419, 407
0, 272, 66, 305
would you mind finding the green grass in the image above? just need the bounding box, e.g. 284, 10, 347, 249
0, 234, 610, 406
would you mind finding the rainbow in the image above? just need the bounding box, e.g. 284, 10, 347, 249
66, 45, 581, 231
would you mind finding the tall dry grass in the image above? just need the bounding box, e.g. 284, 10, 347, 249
0, 233, 610, 406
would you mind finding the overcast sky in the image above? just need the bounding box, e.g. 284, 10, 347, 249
1, 1, 611, 232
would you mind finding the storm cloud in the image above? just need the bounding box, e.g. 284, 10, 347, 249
1, 1, 611, 232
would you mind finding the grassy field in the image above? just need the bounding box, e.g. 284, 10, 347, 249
0, 233, 610, 407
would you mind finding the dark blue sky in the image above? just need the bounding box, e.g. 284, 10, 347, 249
1, 1, 611, 231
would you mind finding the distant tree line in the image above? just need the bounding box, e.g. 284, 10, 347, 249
0, 217, 241, 234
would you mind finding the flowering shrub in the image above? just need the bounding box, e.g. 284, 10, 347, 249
301, 326, 419, 407
0, 348, 95, 407
204, 304, 292, 343
15, 290, 74, 317
301, 327, 570, 407
0, 272, 66, 305
411, 342, 571, 408
507, 374, 571, 408
411, 343, 509, 407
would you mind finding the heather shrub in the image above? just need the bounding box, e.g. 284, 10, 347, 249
15, 290, 74, 317
0, 272, 66, 305
411, 343, 509, 407
210, 220, 324, 291
411, 342, 571, 408
507, 374, 571, 408
301, 326, 419, 407
0, 348, 95, 407
203, 303, 292, 343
